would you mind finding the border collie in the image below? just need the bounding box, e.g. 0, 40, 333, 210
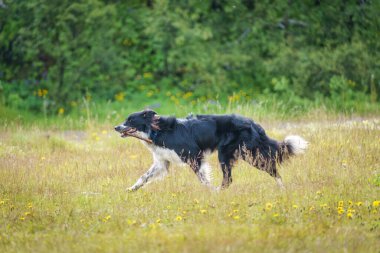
115, 109, 308, 191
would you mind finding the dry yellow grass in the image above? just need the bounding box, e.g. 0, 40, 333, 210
0, 117, 379, 252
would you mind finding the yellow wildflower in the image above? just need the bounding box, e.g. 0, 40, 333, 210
265, 202, 273, 211
156, 219, 161, 223
37, 89, 48, 97
102, 215, 111, 222
58, 107, 65, 115
347, 212, 353, 219
273, 213, 279, 217
200, 209, 207, 214
356, 202, 363, 207
182, 92, 193, 100
373, 200, 380, 207
233, 215, 240, 220
143, 72, 153, 79
338, 201, 344, 207
292, 204, 298, 209
175, 216, 182, 221
193, 199, 199, 204
146, 91, 154, 97
114, 92, 125, 101
127, 219, 136, 225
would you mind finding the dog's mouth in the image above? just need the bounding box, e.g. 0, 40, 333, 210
121, 128, 137, 138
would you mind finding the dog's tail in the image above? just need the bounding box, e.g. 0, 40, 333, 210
278, 135, 308, 162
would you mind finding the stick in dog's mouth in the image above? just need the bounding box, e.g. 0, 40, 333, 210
121, 128, 137, 138
120, 128, 153, 143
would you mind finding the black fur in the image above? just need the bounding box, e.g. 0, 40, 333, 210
115, 109, 304, 189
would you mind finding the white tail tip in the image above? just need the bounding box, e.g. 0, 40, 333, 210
284, 135, 308, 155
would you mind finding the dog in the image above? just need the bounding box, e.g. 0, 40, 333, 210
114, 109, 308, 191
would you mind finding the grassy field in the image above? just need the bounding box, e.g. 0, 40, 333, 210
0, 114, 379, 252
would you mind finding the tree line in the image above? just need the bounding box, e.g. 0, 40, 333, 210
0, 0, 379, 113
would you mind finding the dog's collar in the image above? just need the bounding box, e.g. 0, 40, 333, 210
149, 130, 159, 143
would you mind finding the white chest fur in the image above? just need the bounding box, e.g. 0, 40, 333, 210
150, 145, 186, 166
136, 131, 186, 166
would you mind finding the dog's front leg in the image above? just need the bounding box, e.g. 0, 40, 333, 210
189, 160, 215, 190
127, 160, 169, 192
195, 162, 213, 187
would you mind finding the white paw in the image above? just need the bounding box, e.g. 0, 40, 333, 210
126, 186, 137, 192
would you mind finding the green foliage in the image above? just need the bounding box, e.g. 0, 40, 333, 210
0, 0, 379, 114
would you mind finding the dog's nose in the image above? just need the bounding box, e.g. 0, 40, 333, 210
114, 126, 121, 131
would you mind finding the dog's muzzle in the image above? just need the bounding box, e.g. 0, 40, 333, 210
114, 125, 137, 138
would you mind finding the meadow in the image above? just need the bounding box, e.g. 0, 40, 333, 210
0, 109, 379, 253
2, 1, 379, 251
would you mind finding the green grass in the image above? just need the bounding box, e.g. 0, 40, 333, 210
0, 111, 379, 252
1, 95, 379, 130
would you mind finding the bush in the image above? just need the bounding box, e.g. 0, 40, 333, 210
0, 0, 379, 114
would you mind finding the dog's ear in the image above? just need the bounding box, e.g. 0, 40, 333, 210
142, 109, 160, 130
150, 114, 161, 130
142, 109, 157, 119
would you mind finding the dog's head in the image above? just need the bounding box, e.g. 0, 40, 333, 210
114, 109, 160, 138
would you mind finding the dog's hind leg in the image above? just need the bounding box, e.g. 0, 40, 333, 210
243, 152, 285, 190
275, 176, 285, 189
267, 162, 285, 190
218, 150, 236, 189
127, 160, 169, 192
